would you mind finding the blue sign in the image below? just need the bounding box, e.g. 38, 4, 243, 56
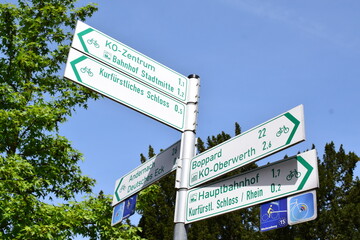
112, 201, 125, 226
111, 194, 138, 226
288, 190, 317, 225
260, 198, 288, 232
123, 194, 137, 219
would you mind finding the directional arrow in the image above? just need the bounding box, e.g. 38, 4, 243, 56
185, 149, 319, 224
77, 27, 94, 53
296, 155, 313, 190
114, 178, 124, 202
71, 21, 190, 103
188, 105, 306, 188
70, 55, 87, 82
284, 112, 300, 145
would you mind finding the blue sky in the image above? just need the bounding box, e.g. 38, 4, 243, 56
59, 0, 360, 225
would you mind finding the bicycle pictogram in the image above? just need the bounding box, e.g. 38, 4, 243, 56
87, 38, 100, 48
276, 125, 289, 137
119, 185, 126, 193
261, 203, 287, 222
290, 199, 309, 220
286, 169, 301, 181
80, 67, 94, 77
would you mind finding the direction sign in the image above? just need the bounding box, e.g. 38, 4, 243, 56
71, 21, 189, 103
188, 105, 305, 188
185, 149, 319, 223
112, 140, 181, 206
64, 48, 189, 131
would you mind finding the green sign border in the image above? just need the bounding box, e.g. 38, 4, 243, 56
186, 151, 317, 223
188, 111, 302, 188
74, 26, 189, 103
67, 51, 186, 131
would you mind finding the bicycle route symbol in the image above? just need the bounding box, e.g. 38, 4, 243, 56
289, 198, 309, 221
276, 125, 289, 137
80, 66, 94, 77
87, 38, 100, 48
261, 202, 287, 222
286, 169, 301, 181
119, 185, 126, 193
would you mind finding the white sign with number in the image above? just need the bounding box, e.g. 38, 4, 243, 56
64, 49, 188, 131
189, 105, 305, 188
72, 21, 190, 103
186, 149, 319, 223
112, 140, 181, 206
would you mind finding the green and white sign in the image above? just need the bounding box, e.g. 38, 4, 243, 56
188, 105, 305, 188
185, 149, 319, 223
72, 21, 189, 103
112, 140, 181, 206
64, 48, 188, 131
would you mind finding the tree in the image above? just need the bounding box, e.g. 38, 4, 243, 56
137, 146, 176, 240
0, 1, 143, 238
294, 142, 360, 239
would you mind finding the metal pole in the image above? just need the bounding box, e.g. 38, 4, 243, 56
173, 74, 200, 240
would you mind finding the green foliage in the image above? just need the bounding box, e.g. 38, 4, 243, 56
235, 122, 241, 136
137, 146, 176, 240
60, 191, 144, 240
261, 142, 360, 240
137, 174, 176, 240
0, 189, 143, 239
0, 0, 143, 238
308, 142, 359, 239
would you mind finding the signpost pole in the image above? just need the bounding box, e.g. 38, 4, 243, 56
174, 74, 200, 240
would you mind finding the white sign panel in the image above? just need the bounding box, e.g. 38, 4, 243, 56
64, 48, 188, 131
112, 140, 181, 206
185, 149, 319, 223
72, 21, 189, 103
188, 105, 305, 188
